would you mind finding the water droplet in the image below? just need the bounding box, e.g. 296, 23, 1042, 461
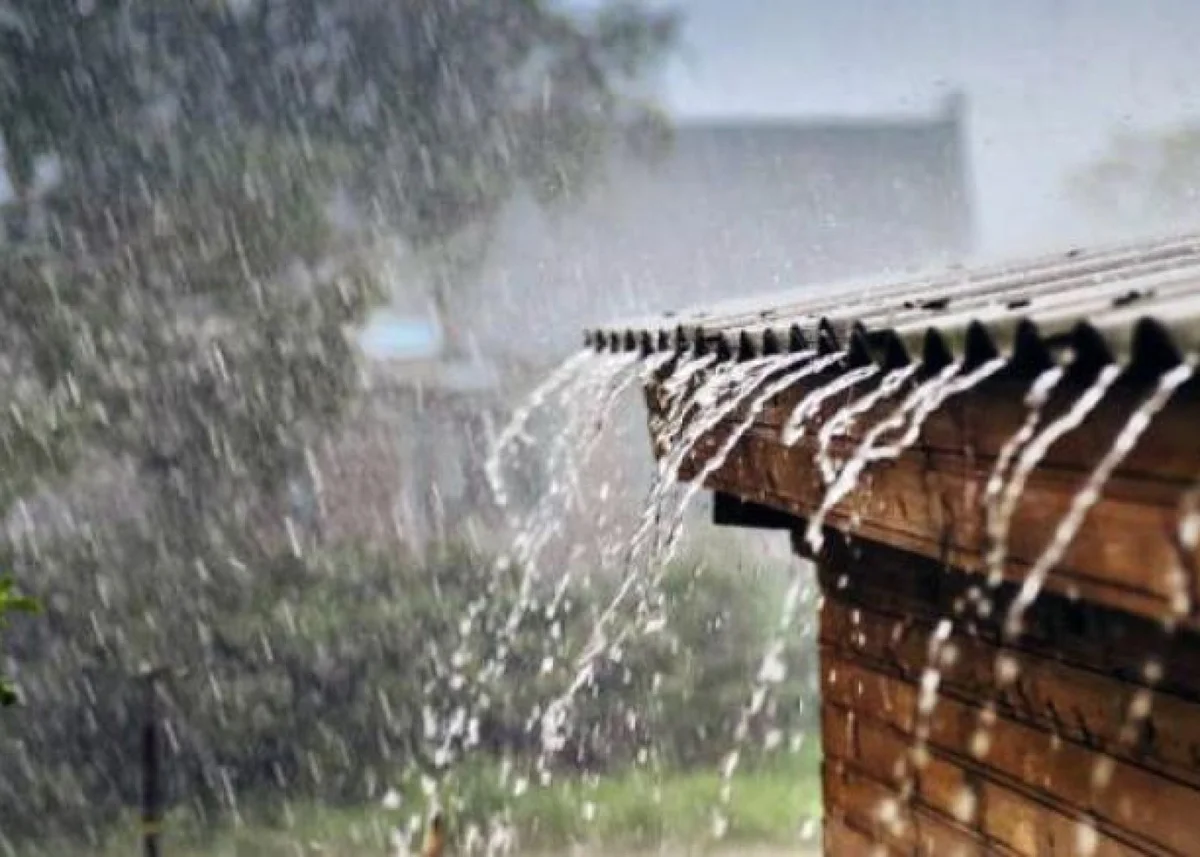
1076, 818, 1099, 856
711, 812, 729, 839
1090, 756, 1115, 790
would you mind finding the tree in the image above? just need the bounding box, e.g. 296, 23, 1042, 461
0, 1, 676, 346
0, 0, 677, 841
0, 0, 676, 663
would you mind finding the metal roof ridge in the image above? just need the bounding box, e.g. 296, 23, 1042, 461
585, 231, 1200, 375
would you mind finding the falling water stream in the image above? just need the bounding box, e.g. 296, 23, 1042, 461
1002, 361, 1193, 639
899, 364, 1125, 818
985, 364, 1123, 590
982, 368, 1067, 555
534, 353, 803, 764
813, 364, 919, 486
496, 359, 630, 614
887, 364, 1068, 819
598, 355, 794, 625
481, 330, 1197, 856
805, 359, 1007, 554
1172, 482, 1200, 620
654, 351, 842, 569
493, 347, 990, 832
467, 347, 739, 809
485, 350, 594, 511
781, 365, 880, 447
433, 351, 640, 775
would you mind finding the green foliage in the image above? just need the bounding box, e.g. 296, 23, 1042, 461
0, 576, 39, 705
0, 542, 818, 850
19, 752, 821, 856
0, 0, 676, 730
382, 747, 821, 855
0, 1, 678, 251
0, 7, 684, 851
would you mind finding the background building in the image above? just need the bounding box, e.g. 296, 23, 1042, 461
470, 92, 973, 358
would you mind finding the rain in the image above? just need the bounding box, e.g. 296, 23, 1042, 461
2, 2, 1200, 857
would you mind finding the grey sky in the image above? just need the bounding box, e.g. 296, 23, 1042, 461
654, 0, 1200, 254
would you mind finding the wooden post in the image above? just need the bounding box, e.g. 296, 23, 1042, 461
140, 667, 166, 857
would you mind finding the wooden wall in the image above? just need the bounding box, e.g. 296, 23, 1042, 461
641, 347, 1200, 853
669, 369, 1200, 629
813, 534, 1200, 856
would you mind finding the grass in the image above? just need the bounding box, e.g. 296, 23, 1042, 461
33, 745, 821, 856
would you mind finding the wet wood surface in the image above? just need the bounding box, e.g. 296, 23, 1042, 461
817, 540, 1200, 856
649, 365, 1200, 628
645, 360, 1200, 853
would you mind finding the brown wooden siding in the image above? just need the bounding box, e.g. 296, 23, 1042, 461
816, 537, 1200, 855
664, 369, 1200, 628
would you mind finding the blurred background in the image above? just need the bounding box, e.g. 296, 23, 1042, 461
0, 1, 1196, 855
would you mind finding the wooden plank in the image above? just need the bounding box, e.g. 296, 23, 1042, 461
910, 804, 994, 857
649, 366, 1200, 626
813, 539, 1200, 706
824, 757, 920, 852
819, 655, 1200, 855
823, 815, 908, 857
978, 780, 1146, 857
820, 598, 1200, 788
690, 430, 1191, 622
729, 370, 1200, 483
822, 701, 1157, 856
823, 711, 997, 855
824, 753, 1004, 856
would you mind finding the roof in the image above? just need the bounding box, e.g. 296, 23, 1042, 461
585, 231, 1200, 376
471, 95, 972, 357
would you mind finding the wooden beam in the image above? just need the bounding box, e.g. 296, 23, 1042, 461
647, 365, 1200, 627
711, 491, 801, 530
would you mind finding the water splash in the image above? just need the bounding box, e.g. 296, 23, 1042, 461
1171, 481, 1200, 620
1002, 362, 1193, 639
805, 358, 1007, 553
536, 351, 805, 770
484, 350, 592, 510
655, 351, 841, 568
813, 364, 920, 485
781, 364, 879, 447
